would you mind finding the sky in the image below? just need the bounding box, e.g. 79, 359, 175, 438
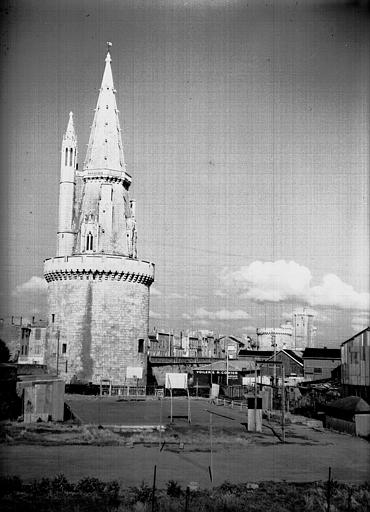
0, 0, 369, 346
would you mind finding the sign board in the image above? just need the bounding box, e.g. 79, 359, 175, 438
198, 369, 238, 377
165, 373, 187, 390
210, 383, 219, 399
126, 367, 143, 379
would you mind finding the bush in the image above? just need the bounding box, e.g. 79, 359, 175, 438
129, 481, 152, 504
0, 475, 22, 497
76, 476, 105, 494
51, 474, 74, 493
166, 480, 182, 498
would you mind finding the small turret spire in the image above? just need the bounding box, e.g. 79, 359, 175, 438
84, 44, 125, 173
64, 111, 76, 142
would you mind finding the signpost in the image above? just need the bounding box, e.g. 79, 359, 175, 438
165, 373, 191, 423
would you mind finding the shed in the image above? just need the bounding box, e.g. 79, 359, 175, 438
17, 374, 65, 422
324, 396, 370, 437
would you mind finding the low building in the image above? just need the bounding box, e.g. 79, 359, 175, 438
17, 374, 65, 422
219, 335, 244, 359
238, 349, 274, 362
194, 359, 255, 387
324, 395, 370, 437
341, 327, 370, 402
0, 317, 24, 361
261, 349, 304, 382
0, 317, 47, 364
302, 347, 341, 381
18, 321, 47, 365
148, 330, 223, 359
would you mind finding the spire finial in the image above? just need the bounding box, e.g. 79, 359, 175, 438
106, 41, 112, 62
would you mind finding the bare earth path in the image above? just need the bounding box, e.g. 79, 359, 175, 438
1, 433, 369, 487
1, 398, 369, 486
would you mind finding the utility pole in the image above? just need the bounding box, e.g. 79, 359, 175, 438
272, 333, 276, 386
281, 365, 285, 443
226, 350, 229, 386
254, 361, 258, 432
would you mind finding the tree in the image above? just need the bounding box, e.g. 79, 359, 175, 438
0, 339, 10, 363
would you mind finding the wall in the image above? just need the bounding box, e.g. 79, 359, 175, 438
20, 379, 65, 422
325, 416, 356, 435
355, 414, 370, 437
304, 358, 341, 381
256, 325, 293, 351
45, 269, 152, 386
262, 353, 303, 378
341, 329, 369, 388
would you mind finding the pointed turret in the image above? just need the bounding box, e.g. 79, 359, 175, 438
74, 46, 136, 257
83, 49, 130, 186
57, 112, 78, 256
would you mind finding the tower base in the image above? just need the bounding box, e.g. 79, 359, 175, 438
44, 255, 155, 385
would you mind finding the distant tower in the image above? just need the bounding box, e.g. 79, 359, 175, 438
44, 47, 155, 386
293, 308, 317, 351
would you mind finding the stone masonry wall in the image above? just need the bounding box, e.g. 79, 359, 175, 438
45, 275, 150, 385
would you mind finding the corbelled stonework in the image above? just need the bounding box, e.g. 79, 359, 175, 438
44, 48, 155, 386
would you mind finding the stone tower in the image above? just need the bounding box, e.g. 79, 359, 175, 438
293, 308, 317, 352
44, 48, 155, 386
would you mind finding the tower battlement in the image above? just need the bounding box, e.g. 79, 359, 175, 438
44, 255, 154, 284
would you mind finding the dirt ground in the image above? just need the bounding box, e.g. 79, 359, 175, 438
65, 395, 247, 427
1, 397, 369, 487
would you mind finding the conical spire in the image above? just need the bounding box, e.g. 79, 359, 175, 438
64, 111, 76, 143
83, 48, 126, 173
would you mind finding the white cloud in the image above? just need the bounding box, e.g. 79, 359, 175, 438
13, 276, 47, 297
282, 308, 329, 323
189, 307, 250, 321
240, 325, 257, 333
308, 274, 369, 310
222, 260, 369, 311
214, 290, 227, 297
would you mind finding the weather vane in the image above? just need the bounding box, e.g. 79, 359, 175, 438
106, 41, 112, 53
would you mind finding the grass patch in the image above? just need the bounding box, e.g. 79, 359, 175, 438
0, 475, 369, 512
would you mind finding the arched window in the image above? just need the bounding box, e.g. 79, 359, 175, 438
86, 232, 93, 251
65, 148, 68, 166
69, 148, 73, 166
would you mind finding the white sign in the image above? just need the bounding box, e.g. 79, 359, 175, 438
165, 373, 187, 390
210, 383, 219, 399
126, 367, 143, 379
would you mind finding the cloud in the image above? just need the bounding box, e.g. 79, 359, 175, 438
186, 307, 250, 321
282, 308, 329, 323
168, 293, 184, 299
13, 276, 47, 297
308, 274, 369, 310
222, 260, 369, 310
240, 325, 257, 332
